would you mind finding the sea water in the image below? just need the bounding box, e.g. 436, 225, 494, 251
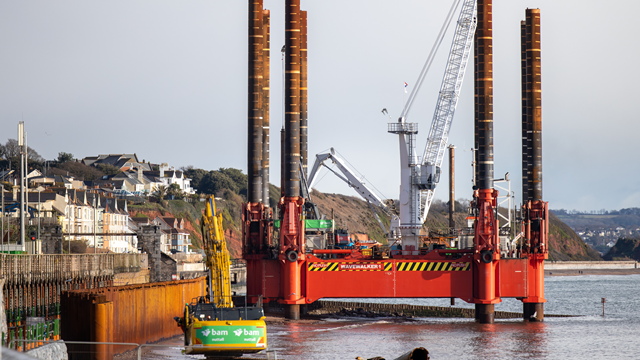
264, 274, 640, 359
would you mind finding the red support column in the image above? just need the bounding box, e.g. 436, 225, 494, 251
473, 189, 500, 323
279, 197, 305, 319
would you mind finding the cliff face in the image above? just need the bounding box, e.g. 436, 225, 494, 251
547, 212, 602, 261
603, 238, 640, 261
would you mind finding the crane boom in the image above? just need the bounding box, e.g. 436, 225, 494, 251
419, 0, 477, 222
308, 148, 395, 235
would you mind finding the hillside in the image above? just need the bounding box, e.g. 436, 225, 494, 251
128, 196, 246, 258
553, 208, 640, 231
124, 187, 600, 261
313, 191, 600, 261
602, 238, 640, 261
547, 212, 601, 261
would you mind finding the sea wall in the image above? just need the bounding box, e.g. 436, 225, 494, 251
544, 261, 638, 270
26, 341, 68, 360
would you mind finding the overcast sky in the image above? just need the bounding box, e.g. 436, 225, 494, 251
1, 1, 638, 212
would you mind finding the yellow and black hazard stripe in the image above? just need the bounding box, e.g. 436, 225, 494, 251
308, 262, 393, 272
308, 262, 340, 272
396, 262, 470, 272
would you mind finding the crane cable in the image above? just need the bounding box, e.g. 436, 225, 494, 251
400, 0, 462, 121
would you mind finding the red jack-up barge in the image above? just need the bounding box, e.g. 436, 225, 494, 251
242, 0, 547, 324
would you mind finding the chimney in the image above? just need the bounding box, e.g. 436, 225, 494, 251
138, 167, 143, 181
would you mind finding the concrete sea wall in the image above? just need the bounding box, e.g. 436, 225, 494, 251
544, 261, 638, 270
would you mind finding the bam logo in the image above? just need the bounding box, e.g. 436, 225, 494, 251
203, 328, 228, 337
233, 328, 259, 337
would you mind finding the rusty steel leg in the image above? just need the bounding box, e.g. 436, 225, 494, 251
523, 302, 544, 321
284, 304, 300, 320
475, 304, 494, 324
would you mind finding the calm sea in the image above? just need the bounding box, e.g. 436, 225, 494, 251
263, 274, 640, 359
147, 274, 640, 359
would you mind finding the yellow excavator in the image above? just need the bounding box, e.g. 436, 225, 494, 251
177, 196, 267, 357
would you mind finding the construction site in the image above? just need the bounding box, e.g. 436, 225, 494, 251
1, 0, 552, 359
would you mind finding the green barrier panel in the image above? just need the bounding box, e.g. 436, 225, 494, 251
54, 319, 59, 337
305, 219, 334, 229
274, 219, 334, 229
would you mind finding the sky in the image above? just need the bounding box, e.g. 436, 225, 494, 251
1, 1, 638, 212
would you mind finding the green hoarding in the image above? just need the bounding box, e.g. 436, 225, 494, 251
273, 219, 333, 229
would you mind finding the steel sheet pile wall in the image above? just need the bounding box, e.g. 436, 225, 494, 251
0, 254, 141, 351
61, 277, 206, 359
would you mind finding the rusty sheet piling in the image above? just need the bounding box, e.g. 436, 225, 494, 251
61, 278, 206, 359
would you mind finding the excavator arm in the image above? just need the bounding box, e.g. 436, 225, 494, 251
201, 196, 232, 308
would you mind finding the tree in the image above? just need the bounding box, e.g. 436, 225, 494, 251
152, 185, 168, 201
168, 183, 185, 200
96, 164, 120, 176
0, 139, 19, 158
199, 171, 238, 195
219, 168, 247, 194
57, 152, 74, 164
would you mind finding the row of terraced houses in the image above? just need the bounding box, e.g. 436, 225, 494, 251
1, 154, 193, 254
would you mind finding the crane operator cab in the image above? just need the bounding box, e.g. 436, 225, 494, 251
415, 163, 441, 190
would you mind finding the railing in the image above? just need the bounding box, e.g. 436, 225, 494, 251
0, 253, 142, 281
8, 339, 280, 360
388, 122, 418, 134
230, 258, 246, 267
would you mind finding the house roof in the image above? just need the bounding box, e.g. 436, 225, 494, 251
82, 154, 140, 168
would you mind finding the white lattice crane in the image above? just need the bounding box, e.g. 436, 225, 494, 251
390, 0, 477, 250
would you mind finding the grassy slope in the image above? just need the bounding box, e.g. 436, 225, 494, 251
547, 212, 602, 261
